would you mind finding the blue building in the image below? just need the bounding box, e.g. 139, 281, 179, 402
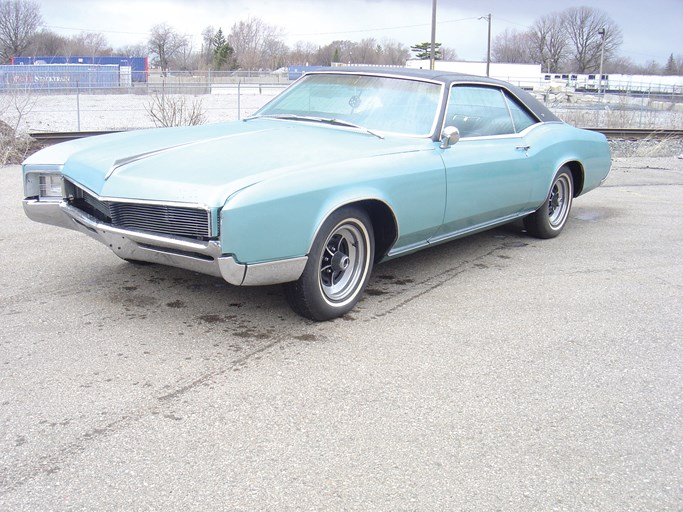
12, 56, 148, 82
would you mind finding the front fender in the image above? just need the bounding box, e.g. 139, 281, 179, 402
219, 148, 446, 265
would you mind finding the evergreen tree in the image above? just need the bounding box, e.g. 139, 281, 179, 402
411, 42, 442, 60
664, 53, 678, 75
212, 28, 234, 70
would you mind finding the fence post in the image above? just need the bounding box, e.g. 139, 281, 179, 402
237, 80, 241, 120
76, 81, 81, 131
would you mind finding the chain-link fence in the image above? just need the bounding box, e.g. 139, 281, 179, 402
1, 69, 682, 133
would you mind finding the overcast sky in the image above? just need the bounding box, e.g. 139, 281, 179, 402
36, 0, 682, 65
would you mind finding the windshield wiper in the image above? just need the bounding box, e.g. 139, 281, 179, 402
245, 114, 384, 139
245, 114, 315, 122
320, 118, 384, 139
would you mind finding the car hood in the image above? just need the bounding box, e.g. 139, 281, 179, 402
27, 119, 433, 206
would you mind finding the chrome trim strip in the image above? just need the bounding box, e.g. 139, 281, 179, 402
427, 211, 534, 246
64, 178, 212, 211
386, 210, 534, 259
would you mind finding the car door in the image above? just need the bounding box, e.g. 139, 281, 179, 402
432, 84, 541, 239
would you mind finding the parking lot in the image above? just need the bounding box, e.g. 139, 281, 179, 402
1, 158, 681, 510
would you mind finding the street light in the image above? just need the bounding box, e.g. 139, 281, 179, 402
598, 28, 606, 99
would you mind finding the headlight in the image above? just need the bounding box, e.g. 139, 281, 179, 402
23, 168, 64, 200
39, 174, 64, 198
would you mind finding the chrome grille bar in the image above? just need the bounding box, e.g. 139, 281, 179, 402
66, 180, 212, 240
109, 203, 210, 239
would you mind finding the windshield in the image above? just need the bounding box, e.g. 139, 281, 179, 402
255, 73, 442, 137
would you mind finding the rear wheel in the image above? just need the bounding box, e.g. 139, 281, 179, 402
524, 166, 574, 239
285, 206, 374, 321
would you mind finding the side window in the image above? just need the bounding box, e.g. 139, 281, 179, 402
446, 85, 541, 137
445, 85, 514, 137
504, 92, 538, 133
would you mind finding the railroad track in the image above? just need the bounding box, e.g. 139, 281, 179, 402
587, 128, 683, 140
29, 130, 122, 144
29, 128, 683, 145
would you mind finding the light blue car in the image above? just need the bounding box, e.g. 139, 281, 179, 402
22, 68, 611, 320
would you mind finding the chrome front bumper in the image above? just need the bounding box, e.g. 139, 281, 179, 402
23, 199, 307, 286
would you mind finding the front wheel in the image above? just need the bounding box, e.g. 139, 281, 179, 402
524, 167, 574, 239
284, 206, 374, 321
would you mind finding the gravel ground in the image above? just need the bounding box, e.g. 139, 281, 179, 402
609, 138, 683, 158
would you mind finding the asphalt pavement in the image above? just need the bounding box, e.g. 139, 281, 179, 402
1, 158, 681, 511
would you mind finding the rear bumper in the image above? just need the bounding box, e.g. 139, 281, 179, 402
23, 199, 307, 286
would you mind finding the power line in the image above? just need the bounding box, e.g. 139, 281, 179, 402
285, 17, 479, 38
41, 16, 481, 42
40, 24, 150, 37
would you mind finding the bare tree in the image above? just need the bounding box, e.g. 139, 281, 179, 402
312, 38, 410, 66
674, 55, 683, 75
604, 55, 636, 73
562, 6, 622, 73
200, 25, 215, 68
441, 46, 458, 61
378, 39, 410, 65
317, 40, 356, 65
64, 32, 112, 57
145, 90, 206, 127
639, 59, 663, 75
492, 28, 533, 63
261, 36, 288, 70
228, 17, 285, 70
116, 42, 148, 57
0, 0, 42, 62
174, 39, 196, 71
289, 41, 318, 65
354, 38, 380, 64
0, 85, 37, 164
26, 28, 67, 55
148, 23, 189, 74
529, 13, 569, 72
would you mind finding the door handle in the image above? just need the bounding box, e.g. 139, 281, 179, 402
516, 145, 531, 151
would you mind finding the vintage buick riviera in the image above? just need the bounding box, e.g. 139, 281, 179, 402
22, 68, 611, 320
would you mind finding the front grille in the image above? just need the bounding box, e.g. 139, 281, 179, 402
65, 180, 213, 240
110, 203, 210, 239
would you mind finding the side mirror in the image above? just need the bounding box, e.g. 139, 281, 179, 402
440, 126, 460, 149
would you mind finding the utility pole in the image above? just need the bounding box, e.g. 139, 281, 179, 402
598, 28, 606, 100
430, 0, 437, 70
479, 14, 492, 77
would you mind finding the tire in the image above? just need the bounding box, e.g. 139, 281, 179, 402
524, 166, 574, 239
285, 206, 374, 321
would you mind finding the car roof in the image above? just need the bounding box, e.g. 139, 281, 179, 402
307, 66, 561, 123
313, 66, 497, 84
